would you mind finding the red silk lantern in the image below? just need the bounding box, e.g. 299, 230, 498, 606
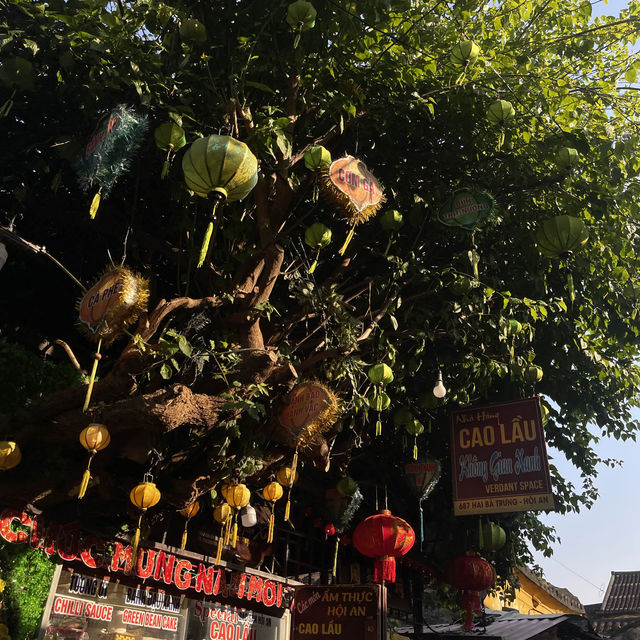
353, 509, 415, 583
443, 554, 495, 631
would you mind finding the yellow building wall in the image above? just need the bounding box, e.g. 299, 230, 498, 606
484, 570, 580, 615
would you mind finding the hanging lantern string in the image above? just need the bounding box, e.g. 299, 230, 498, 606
82, 338, 102, 413
78, 450, 96, 500
197, 190, 226, 269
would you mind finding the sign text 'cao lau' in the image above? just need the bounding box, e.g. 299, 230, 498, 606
449, 397, 555, 515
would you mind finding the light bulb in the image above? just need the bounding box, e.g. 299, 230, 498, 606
240, 504, 257, 528
433, 370, 447, 399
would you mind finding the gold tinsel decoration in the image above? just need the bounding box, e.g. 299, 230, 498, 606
77, 265, 150, 345
77, 265, 149, 412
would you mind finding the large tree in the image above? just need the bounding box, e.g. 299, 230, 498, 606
2, 0, 640, 581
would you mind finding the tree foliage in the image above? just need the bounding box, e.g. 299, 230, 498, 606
2, 0, 640, 580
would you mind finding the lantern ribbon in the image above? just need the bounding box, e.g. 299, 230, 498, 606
338, 226, 355, 256
131, 511, 144, 565
215, 525, 224, 565
78, 451, 96, 500
83, 338, 102, 413
284, 448, 298, 523
374, 555, 395, 584
197, 190, 226, 269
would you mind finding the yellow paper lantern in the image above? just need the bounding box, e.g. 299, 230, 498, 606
179, 500, 200, 550
213, 503, 232, 565
276, 466, 298, 487
129, 475, 161, 561
225, 483, 251, 548
263, 482, 284, 544
77, 423, 110, 499
0, 442, 21, 471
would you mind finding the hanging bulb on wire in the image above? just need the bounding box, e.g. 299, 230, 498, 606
433, 370, 447, 398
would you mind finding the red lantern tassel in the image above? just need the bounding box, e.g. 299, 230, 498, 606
461, 590, 482, 631
374, 555, 396, 584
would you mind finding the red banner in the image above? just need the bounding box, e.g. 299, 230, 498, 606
449, 397, 555, 515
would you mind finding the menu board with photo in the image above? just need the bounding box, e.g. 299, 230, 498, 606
41, 569, 288, 640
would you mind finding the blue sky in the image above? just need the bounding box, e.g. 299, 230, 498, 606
531, 429, 640, 605
521, 0, 634, 608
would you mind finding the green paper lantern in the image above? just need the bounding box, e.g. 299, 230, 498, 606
155, 122, 186, 179
405, 419, 424, 436
154, 122, 186, 151
438, 189, 496, 230
535, 215, 588, 259
287, 1, 317, 30
368, 363, 394, 385
479, 521, 506, 552
393, 407, 413, 428
304, 145, 331, 170
367, 390, 390, 411
487, 100, 515, 126
508, 319, 522, 334
379, 209, 404, 231
182, 135, 258, 267
556, 147, 579, 169
305, 223, 332, 249
540, 403, 549, 425
524, 365, 543, 383
180, 18, 207, 44
450, 40, 480, 67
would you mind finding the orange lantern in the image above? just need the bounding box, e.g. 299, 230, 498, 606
213, 503, 232, 565
77, 423, 110, 499
276, 466, 298, 522
129, 474, 161, 561
262, 482, 283, 543
225, 483, 251, 548
179, 500, 200, 550
352, 509, 415, 583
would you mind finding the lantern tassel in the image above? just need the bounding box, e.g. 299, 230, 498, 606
293, 25, 303, 49
161, 147, 172, 180
567, 271, 575, 303
197, 200, 221, 268
462, 590, 482, 631
268, 509, 275, 544
89, 187, 102, 219
77, 451, 95, 500
83, 338, 102, 413
285, 448, 298, 523
309, 250, 320, 274
224, 513, 232, 545
180, 525, 188, 550
376, 418, 382, 437
338, 226, 355, 256
374, 555, 396, 584
131, 512, 143, 564
215, 529, 224, 565
332, 537, 339, 581
413, 436, 418, 461
231, 514, 239, 548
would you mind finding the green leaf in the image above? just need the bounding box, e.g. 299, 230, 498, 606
178, 335, 192, 357
160, 363, 173, 380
